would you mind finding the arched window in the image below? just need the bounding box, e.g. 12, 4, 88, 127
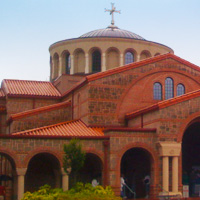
125, 52, 134, 64
177, 84, 185, 96
92, 50, 101, 73
153, 82, 162, 100
65, 54, 71, 74
165, 77, 174, 99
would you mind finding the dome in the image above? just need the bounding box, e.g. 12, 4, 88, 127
79, 25, 146, 40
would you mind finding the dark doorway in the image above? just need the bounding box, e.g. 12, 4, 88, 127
70, 153, 102, 187
25, 153, 60, 192
121, 148, 151, 199
182, 121, 200, 197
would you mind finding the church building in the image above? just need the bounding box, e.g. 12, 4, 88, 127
0, 4, 200, 200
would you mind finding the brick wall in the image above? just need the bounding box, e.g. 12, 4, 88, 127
10, 106, 72, 133
86, 58, 200, 126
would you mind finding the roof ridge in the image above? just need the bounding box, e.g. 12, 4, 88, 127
8, 101, 71, 123
126, 88, 200, 119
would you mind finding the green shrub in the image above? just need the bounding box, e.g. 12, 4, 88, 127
22, 183, 121, 200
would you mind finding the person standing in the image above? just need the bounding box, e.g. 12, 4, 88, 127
143, 175, 150, 198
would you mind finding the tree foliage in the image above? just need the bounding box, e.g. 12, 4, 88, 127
63, 139, 85, 175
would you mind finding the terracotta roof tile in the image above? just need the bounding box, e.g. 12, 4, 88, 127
12, 119, 104, 137
0, 89, 5, 98
8, 101, 71, 123
2, 79, 61, 98
126, 89, 200, 119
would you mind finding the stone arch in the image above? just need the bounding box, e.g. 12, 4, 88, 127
124, 48, 137, 65
115, 142, 159, 198
73, 48, 85, 74
88, 47, 102, 73
76, 151, 103, 185
140, 50, 151, 60
61, 50, 71, 74
0, 147, 19, 168
116, 142, 158, 184
24, 147, 62, 169
181, 116, 200, 197
25, 150, 62, 192
178, 112, 200, 142
106, 47, 120, 70
52, 53, 59, 79
116, 68, 200, 122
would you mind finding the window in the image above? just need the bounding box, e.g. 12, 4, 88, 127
165, 77, 174, 100
125, 52, 134, 64
66, 54, 71, 74
92, 50, 101, 72
177, 84, 185, 96
153, 82, 162, 100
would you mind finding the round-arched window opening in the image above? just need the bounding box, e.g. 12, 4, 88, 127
92, 50, 101, 73
125, 52, 134, 65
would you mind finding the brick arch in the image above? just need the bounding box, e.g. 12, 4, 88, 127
117, 68, 200, 122
178, 111, 200, 142
0, 147, 20, 168
23, 147, 63, 168
115, 142, 159, 187
84, 148, 104, 165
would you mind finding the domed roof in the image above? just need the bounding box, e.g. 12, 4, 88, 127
79, 25, 146, 40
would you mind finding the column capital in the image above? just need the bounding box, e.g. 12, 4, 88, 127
61, 167, 71, 175
157, 142, 181, 156
16, 168, 27, 176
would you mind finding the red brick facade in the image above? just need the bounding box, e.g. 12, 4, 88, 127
1, 53, 200, 199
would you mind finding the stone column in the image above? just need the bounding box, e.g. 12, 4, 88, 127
85, 53, 89, 74
172, 156, 179, 193
70, 55, 74, 74
61, 168, 69, 191
120, 53, 124, 66
103, 140, 110, 186
157, 142, 181, 196
16, 168, 27, 200
137, 54, 140, 61
102, 53, 106, 72
58, 57, 63, 76
162, 156, 169, 192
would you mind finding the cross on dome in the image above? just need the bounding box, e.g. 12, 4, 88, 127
105, 3, 121, 26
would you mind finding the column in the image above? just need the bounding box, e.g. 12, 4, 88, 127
162, 156, 169, 192
137, 54, 140, 61
70, 55, 74, 74
61, 168, 69, 191
58, 57, 63, 76
103, 140, 110, 186
102, 53, 106, 71
120, 53, 123, 66
172, 156, 179, 193
85, 53, 89, 73
16, 168, 27, 200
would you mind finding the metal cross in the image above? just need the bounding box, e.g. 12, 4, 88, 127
105, 3, 121, 26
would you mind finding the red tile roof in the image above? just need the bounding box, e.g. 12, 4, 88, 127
12, 119, 104, 137
7, 101, 71, 124
2, 79, 61, 98
126, 89, 200, 119
62, 53, 200, 98
0, 89, 5, 98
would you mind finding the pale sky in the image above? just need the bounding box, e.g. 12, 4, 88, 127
0, 0, 200, 83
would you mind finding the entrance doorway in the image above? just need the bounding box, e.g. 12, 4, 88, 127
25, 153, 61, 192
182, 121, 200, 197
121, 148, 151, 199
70, 153, 102, 187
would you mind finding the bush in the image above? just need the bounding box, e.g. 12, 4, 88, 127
22, 183, 121, 200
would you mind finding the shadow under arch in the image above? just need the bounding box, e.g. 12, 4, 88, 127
25, 152, 61, 192
182, 116, 200, 197
70, 152, 103, 187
